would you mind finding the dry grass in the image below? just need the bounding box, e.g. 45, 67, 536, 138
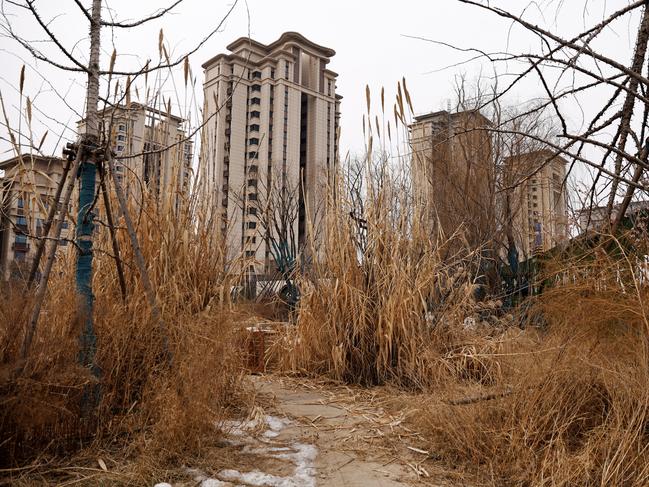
277, 162, 649, 485
0, 190, 248, 483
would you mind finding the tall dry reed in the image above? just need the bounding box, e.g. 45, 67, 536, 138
0, 186, 245, 471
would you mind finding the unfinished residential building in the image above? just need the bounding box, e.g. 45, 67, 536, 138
0, 155, 71, 281
505, 150, 569, 257
201, 32, 340, 276
78, 103, 193, 211
409, 109, 494, 247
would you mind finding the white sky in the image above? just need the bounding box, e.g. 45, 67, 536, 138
0, 0, 640, 190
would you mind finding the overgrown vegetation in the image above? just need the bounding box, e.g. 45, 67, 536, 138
0, 193, 247, 481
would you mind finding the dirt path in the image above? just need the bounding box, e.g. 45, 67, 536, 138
252, 375, 419, 486
156, 375, 460, 486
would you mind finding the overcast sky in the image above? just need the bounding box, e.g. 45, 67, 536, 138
0, 0, 640, 183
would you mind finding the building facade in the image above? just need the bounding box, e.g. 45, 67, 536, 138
409, 109, 494, 246
506, 150, 569, 256
0, 155, 71, 281
201, 32, 340, 275
78, 103, 193, 210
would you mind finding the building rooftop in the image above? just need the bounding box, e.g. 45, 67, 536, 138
413, 109, 491, 124
0, 154, 65, 171
79, 102, 185, 125
203, 32, 336, 69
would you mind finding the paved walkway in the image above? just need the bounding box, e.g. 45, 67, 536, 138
251, 376, 427, 486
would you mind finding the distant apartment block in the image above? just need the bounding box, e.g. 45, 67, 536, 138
578, 200, 649, 233
409, 109, 494, 246
506, 150, 568, 256
0, 155, 71, 281
78, 102, 193, 208
201, 32, 340, 275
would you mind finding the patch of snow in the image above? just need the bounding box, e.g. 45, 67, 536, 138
153, 484, 173, 487
203, 411, 319, 487
184, 467, 231, 487
200, 479, 229, 487
219, 442, 317, 487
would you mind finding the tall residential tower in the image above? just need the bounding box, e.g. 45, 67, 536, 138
202, 32, 340, 275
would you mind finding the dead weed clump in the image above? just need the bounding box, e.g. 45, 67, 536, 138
415, 250, 649, 486
279, 172, 491, 388
0, 195, 247, 481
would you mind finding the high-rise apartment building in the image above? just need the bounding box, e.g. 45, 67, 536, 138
506, 150, 568, 256
409, 109, 494, 246
0, 155, 71, 281
201, 32, 340, 275
78, 102, 193, 209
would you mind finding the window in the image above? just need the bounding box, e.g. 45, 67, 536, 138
250, 97, 261, 105
248, 138, 259, 145
270, 68, 275, 79
532, 195, 537, 200
117, 134, 126, 141
245, 250, 255, 257
15, 250, 26, 261
15, 234, 27, 244
248, 151, 259, 159
250, 110, 260, 118
117, 123, 126, 132
252, 70, 261, 79
247, 179, 257, 187
116, 145, 125, 153
62, 221, 69, 230
247, 207, 257, 215
17, 198, 24, 209
16, 216, 27, 226
249, 124, 260, 131
285, 62, 290, 79
59, 239, 68, 247
247, 221, 257, 229
249, 193, 258, 201
251, 84, 261, 92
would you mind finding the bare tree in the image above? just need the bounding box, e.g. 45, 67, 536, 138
438, 1, 649, 232
0, 0, 241, 406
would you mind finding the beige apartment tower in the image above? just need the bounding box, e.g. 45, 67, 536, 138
410, 109, 494, 247
506, 150, 568, 257
78, 102, 193, 210
202, 32, 340, 275
0, 155, 71, 281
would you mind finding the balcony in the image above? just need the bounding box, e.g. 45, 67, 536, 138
12, 242, 30, 252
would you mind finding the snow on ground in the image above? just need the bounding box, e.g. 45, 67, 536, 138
154, 414, 317, 487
